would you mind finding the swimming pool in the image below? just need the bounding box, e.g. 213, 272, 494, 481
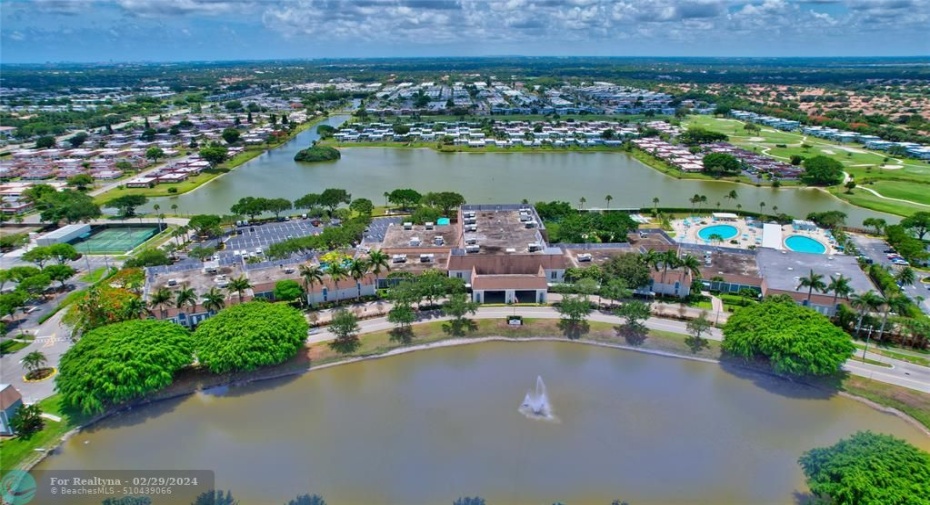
698, 224, 739, 241
785, 235, 827, 254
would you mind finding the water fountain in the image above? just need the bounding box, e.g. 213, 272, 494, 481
519, 376, 553, 420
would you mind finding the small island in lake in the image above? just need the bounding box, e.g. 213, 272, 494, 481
294, 145, 341, 162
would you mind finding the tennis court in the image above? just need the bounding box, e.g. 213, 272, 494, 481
72, 226, 160, 254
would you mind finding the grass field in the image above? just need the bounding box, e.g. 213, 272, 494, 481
0, 395, 86, 473
685, 115, 930, 216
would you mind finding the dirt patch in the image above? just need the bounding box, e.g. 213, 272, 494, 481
747, 136, 765, 142
821, 149, 836, 155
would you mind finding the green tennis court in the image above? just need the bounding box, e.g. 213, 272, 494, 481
72, 226, 160, 254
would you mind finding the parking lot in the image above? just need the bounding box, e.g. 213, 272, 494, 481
850, 233, 930, 315
222, 220, 324, 259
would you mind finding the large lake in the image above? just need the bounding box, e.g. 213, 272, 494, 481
36, 342, 929, 505
151, 116, 894, 226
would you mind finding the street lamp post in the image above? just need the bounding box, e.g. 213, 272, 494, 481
862, 325, 874, 361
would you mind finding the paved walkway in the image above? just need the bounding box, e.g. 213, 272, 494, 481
4, 299, 928, 405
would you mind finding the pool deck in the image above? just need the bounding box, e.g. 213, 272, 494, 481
673, 216, 839, 254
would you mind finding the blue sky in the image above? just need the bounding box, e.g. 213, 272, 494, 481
2, 0, 928, 63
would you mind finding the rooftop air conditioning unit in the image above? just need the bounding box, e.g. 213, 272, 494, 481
578, 253, 592, 262
525, 221, 537, 228
425, 222, 434, 230
528, 243, 542, 252
410, 237, 421, 246
466, 225, 478, 232
519, 214, 532, 222
465, 237, 477, 245
403, 222, 413, 230
464, 211, 476, 218
420, 254, 434, 263
392, 254, 407, 263
465, 218, 477, 225
433, 236, 444, 245
465, 245, 480, 253
505, 248, 517, 253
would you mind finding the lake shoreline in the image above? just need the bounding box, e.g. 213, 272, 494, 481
25, 333, 929, 473
325, 140, 904, 219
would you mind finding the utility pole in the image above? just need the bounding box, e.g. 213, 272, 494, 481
862, 325, 874, 361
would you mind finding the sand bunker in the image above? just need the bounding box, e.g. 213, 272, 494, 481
880, 164, 903, 170
821, 149, 835, 154
747, 136, 765, 142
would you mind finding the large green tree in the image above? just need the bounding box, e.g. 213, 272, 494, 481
702, 152, 742, 175
801, 156, 844, 186
319, 188, 352, 214
556, 294, 592, 339
328, 309, 361, 354
722, 295, 854, 376
199, 145, 229, 168
36, 189, 102, 224
900, 211, 930, 240
56, 319, 193, 414
442, 292, 479, 336
799, 431, 930, 505
105, 194, 149, 218
193, 302, 308, 374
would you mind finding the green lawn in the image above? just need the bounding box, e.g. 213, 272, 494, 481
0, 395, 85, 473
79, 266, 117, 283
0, 336, 33, 355
829, 187, 924, 217
858, 180, 930, 206
685, 115, 930, 216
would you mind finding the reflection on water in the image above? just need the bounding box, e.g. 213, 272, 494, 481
151, 119, 894, 226
36, 342, 929, 505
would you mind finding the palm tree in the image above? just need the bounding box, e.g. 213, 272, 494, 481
175, 286, 198, 325
677, 254, 702, 285
826, 274, 853, 309
383, 191, 390, 208
895, 267, 916, 288
659, 249, 680, 285
226, 275, 251, 304
201, 287, 226, 314
725, 189, 738, 208
736, 203, 742, 214
877, 293, 909, 340
298, 264, 324, 302
689, 194, 700, 214
21, 351, 47, 376
640, 249, 662, 274
122, 296, 148, 320
759, 201, 766, 217
366, 249, 391, 291
149, 287, 173, 319
327, 262, 348, 302
153, 204, 161, 227
708, 233, 724, 246
850, 290, 884, 335
652, 197, 659, 215
579, 196, 586, 209
348, 258, 370, 301
772, 205, 779, 216
698, 195, 707, 212
172, 226, 188, 247
605, 195, 613, 209
796, 269, 826, 305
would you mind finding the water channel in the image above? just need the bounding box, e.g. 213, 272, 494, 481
35, 342, 929, 505
151, 115, 895, 226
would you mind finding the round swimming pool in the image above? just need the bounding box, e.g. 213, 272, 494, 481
785, 235, 827, 254
698, 224, 739, 241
